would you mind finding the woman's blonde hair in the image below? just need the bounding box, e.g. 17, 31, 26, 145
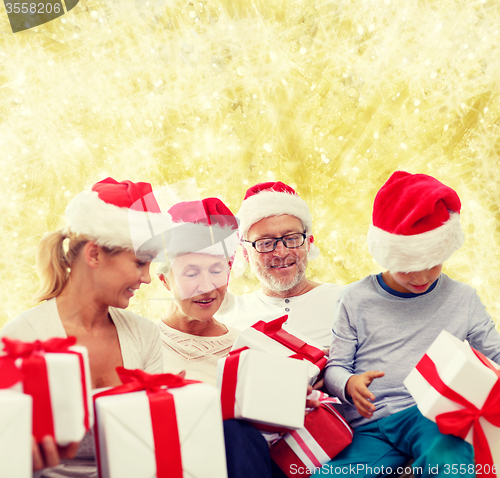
33, 230, 121, 303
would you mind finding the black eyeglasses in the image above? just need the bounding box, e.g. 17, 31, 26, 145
243, 232, 307, 253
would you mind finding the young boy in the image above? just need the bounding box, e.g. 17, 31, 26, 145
319, 171, 500, 477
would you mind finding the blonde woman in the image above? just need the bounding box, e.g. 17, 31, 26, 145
1, 178, 166, 477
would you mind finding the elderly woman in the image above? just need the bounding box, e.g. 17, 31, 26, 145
156, 197, 290, 478
156, 197, 241, 385
0, 178, 166, 477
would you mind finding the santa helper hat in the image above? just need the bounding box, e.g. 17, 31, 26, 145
237, 181, 320, 259
165, 198, 240, 264
64, 177, 171, 255
367, 171, 465, 273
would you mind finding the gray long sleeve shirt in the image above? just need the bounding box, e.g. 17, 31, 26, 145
324, 273, 500, 428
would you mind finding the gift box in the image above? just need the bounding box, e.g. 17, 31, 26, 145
94, 367, 228, 478
404, 330, 500, 477
231, 315, 327, 385
270, 399, 353, 477
0, 390, 32, 478
1, 336, 93, 446
217, 347, 309, 430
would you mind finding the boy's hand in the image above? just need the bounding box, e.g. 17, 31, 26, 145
346, 371, 385, 419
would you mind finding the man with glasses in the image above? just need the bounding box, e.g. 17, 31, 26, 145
216, 181, 342, 348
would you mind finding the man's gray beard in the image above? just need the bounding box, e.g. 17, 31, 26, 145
253, 261, 307, 293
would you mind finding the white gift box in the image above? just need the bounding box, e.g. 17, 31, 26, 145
216, 348, 309, 430
270, 399, 353, 477
0, 390, 32, 478
404, 330, 500, 473
232, 321, 325, 385
95, 382, 228, 478
12, 344, 93, 446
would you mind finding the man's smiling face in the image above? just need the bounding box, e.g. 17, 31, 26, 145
243, 214, 310, 296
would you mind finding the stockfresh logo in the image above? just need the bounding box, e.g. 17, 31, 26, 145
3, 0, 78, 33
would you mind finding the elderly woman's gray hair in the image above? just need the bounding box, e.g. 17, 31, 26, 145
155, 260, 171, 279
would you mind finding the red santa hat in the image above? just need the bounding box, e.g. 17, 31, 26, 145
164, 197, 239, 262
65, 177, 171, 254
367, 171, 465, 272
237, 181, 319, 259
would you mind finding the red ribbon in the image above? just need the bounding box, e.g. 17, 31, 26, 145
94, 367, 199, 478
0, 336, 90, 442
416, 349, 500, 477
219, 347, 294, 433
2, 336, 77, 357
220, 347, 248, 421
252, 316, 326, 367
0, 354, 23, 389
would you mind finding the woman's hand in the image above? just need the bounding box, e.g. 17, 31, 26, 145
32, 436, 80, 471
312, 377, 325, 390
346, 370, 385, 419
311, 348, 329, 391
305, 385, 321, 412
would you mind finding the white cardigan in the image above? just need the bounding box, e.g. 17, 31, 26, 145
0, 298, 163, 374
0, 298, 163, 478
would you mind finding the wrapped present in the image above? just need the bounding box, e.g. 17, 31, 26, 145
0, 390, 32, 478
217, 347, 309, 430
270, 397, 352, 477
231, 315, 327, 384
1, 336, 93, 446
304, 389, 341, 413
404, 330, 500, 477
94, 367, 228, 478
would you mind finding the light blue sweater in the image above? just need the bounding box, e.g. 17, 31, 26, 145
325, 273, 500, 428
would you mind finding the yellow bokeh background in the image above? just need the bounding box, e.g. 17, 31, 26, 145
0, 0, 499, 328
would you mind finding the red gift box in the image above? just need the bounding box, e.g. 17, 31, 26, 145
94, 367, 228, 478
0, 336, 92, 445
270, 400, 353, 477
218, 347, 309, 430
231, 315, 327, 384
404, 330, 500, 478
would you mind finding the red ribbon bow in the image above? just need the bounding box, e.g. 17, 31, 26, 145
2, 336, 77, 357
252, 316, 327, 368
0, 337, 78, 388
416, 349, 500, 477
94, 368, 199, 478
0, 336, 89, 442
112, 367, 198, 393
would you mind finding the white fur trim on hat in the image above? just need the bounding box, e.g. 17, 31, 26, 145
155, 222, 239, 277
65, 190, 170, 253
165, 221, 240, 259
237, 190, 313, 238
367, 213, 464, 272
